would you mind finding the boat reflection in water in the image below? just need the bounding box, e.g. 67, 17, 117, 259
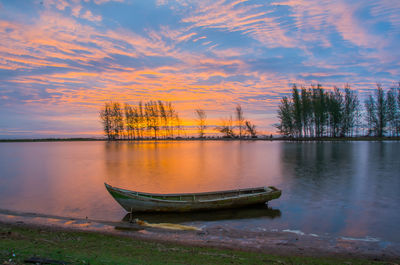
121, 205, 281, 224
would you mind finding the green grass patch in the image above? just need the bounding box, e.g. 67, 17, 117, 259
0, 223, 394, 265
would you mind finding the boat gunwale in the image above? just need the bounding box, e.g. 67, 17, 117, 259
104, 183, 270, 197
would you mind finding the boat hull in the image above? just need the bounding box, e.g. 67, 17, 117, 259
105, 183, 281, 213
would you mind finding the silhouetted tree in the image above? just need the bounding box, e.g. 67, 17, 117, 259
292, 85, 303, 137
245, 120, 257, 138
386, 88, 397, 136
275, 96, 294, 137
217, 116, 235, 138
364, 94, 376, 136
374, 84, 387, 137
195, 108, 207, 138
174, 113, 183, 137
327, 87, 343, 137
396, 83, 400, 136
235, 104, 245, 138
124, 103, 135, 139
137, 101, 144, 139
342, 85, 360, 137
167, 102, 178, 138
301, 87, 312, 137
100, 102, 113, 140
144, 101, 160, 139
158, 101, 168, 139
112, 102, 124, 139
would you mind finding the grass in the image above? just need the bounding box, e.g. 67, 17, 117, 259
0, 223, 395, 265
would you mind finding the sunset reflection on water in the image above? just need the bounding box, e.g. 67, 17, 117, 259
103, 140, 283, 193
0, 141, 399, 243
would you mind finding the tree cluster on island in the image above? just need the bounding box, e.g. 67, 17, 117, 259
100, 101, 257, 140
275, 83, 400, 138
99, 100, 182, 140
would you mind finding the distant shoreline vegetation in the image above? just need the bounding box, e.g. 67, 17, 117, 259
2, 83, 400, 142
97, 82, 400, 141
275, 83, 400, 138
99, 100, 258, 140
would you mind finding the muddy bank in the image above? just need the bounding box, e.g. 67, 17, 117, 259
0, 209, 399, 262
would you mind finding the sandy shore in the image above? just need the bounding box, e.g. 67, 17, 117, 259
1, 208, 399, 262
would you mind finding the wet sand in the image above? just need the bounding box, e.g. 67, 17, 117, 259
1, 209, 399, 262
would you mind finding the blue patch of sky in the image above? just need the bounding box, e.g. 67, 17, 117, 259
0, 107, 95, 138
0, 69, 21, 81
300, 74, 355, 82
0, 85, 43, 102
269, 3, 299, 34
238, 94, 280, 101
355, 5, 393, 35
74, 39, 104, 51
195, 74, 254, 86
354, 4, 376, 21
70, 49, 94, 56
0, 64, 73, 81
371, 21, 392, 35
306, 46, 334, 60
257, 47, 305, 60
97, 0, 181, 36
246, 52, 315, 75
0, 0, 42, 23
102, 54, 181, 70
372, 71, 394, 79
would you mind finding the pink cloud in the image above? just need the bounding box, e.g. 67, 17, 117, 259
81, 10, 102, 22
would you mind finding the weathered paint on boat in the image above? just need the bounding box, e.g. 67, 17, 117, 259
105, 183, 282, 212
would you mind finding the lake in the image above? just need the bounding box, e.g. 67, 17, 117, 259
0, 140, 399, 243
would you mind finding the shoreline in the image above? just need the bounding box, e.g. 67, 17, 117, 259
1, 136, 400, 142
1, 209, 399, 263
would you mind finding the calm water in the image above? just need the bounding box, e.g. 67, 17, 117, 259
0, 141, 399, 242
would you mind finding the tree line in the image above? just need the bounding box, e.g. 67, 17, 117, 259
275, 83, 400, 138
100, 101, 258, 140
100, 100, 182, 140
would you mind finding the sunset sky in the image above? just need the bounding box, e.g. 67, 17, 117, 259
0, 0, 399, 138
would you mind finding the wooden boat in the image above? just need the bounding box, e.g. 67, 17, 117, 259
105, 183, 281, 213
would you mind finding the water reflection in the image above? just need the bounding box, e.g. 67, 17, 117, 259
0, 141, 399, 243
103, 141, 283, 193
277, 141, 400, 242
122, 206, 281, 224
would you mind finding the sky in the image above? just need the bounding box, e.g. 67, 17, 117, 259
0, 0, 399, 138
